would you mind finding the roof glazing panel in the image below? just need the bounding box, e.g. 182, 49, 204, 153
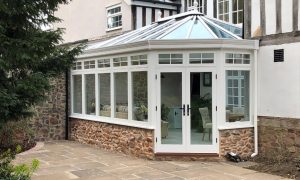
86, 11, 242, 51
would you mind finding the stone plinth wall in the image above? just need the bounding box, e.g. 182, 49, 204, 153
258, 116, 300, 157
30, 74, 66, 141
219, 128, 254, 158
69, 118, 154, 159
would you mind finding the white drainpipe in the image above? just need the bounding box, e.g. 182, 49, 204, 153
251, 49, 258, 158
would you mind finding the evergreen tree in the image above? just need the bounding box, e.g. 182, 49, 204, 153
0, 0, 82, 122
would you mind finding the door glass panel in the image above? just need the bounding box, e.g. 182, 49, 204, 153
161, 73, 182, 144
190, 72, 213, 145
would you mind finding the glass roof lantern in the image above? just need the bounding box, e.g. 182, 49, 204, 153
86, 6, 242, 51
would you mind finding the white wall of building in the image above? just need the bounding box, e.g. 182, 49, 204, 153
298, 0, 300, 31
281, 0, 293, 33
265, 0, 276, 35
258, 43, 300, 118
54, 0, 132, 43
251, 0, 261, 37
136, 6, 143, 29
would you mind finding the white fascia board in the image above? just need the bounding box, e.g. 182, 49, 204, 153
131, 1, 177, 10
148, 39, 259, 50
123, 0, 131, 5
79, 39, 259, 59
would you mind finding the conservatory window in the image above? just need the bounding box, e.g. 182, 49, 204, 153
114, 72, 128, 119
218, 0, 229, 22
159, 54, 183, 64
189, 53, 214, 64
84, 60, 96, 69
131, 55, 147, 65
73, 75, 82, 114
132, 71, 148, 121
72, 62, 82, 70
113, 57, 128, 67
85, 74, 95, 115
98, 59, 110, 68
99, 73, 111, 117
107, 5, 122, 30
187, 0, 205, 14
226, 53, 250, 64
232, 0, 244, 24
226, 70, 250, 123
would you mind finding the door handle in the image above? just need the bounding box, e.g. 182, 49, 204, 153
179, 105, 185, 116
187, 104, 191, 116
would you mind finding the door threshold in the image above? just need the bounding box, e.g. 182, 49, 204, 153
154, 153, 221, 161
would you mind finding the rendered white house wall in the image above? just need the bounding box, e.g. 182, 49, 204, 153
258, 43, 300, 119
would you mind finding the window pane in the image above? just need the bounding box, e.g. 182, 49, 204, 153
190, 53, 201, 59
233, 0, 238, 10
73, 75, 82, 113
85, 74, 95, 115
131, 55, 148, 65
114, 72, 128, 119
99, 73, 111, 117
238, 0, 244, 10
132, 72, 148, 121
226, 70, 250, 123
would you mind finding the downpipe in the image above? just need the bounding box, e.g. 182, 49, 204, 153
251, 49, 259, 158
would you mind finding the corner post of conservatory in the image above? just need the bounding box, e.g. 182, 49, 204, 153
251, 49, 259, 158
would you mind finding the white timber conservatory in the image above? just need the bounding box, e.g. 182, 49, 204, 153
70, 9, 259, 154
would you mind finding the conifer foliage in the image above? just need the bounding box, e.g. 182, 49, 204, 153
0, 0, 82, 122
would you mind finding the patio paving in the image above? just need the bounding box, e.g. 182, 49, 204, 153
14, 141, 289, 180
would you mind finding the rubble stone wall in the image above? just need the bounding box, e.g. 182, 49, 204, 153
30, 75, 66, 141
69, 118, 155, 159
258, 116, 300, 157
219, 128, 255, 158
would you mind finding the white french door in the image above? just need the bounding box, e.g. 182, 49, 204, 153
156, 68, 218, 153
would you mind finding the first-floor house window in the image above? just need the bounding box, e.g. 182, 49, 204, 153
218, 0, 244, 24
107, 5, 122, 30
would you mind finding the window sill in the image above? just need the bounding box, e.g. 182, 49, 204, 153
218, 122, 254, 130
69, 114, 155, 130
106, 26, 122, 32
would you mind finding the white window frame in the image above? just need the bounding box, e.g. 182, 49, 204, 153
106, 4, 122, 31
217, 0, 244, 25
226, 70, 245, 108
70, 53, 152, 130
187, 0, 205, 14
231, 0, 243, 24
220, 50, 253, 130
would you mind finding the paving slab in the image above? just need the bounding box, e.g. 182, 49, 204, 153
14, 141, 290, 180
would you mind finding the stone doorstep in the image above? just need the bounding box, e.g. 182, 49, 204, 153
154, 153, 222, 161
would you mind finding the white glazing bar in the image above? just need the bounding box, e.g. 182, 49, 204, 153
91, 23, 157, 49
186, 16, 196, 38
128, 19, 176, 42
202, 17, 242, 39
82, 74, 86, 115
86, 28, 144, 50
95, 73, 99, 116
128, 70, 133, 121
156, 16, 193, 39
196, 16, 218, 38
107, 23, 158, 46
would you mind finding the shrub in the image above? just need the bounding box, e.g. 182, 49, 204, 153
0, 146, 39, 180
0, 120, 35, 154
